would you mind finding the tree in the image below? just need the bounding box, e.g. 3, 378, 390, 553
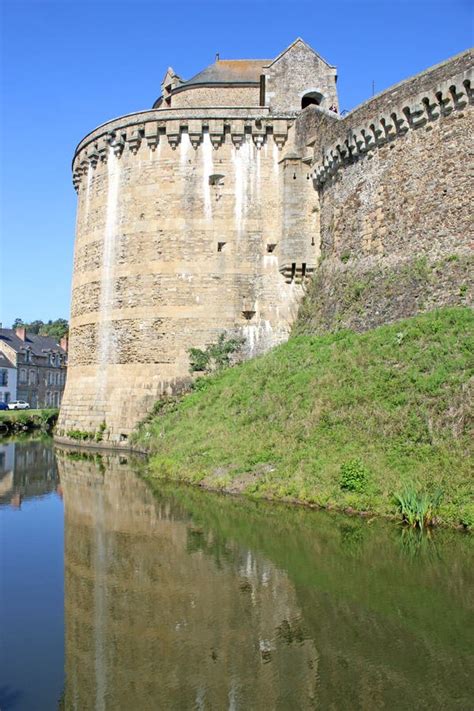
40, 319, 69, 339
10, 318, 69, 339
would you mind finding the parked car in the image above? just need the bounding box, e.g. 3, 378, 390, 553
0, 402, 8, 410
8, 400, 30, 410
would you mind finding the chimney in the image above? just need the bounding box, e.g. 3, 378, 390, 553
60, 336, 69, 353
16, 327, 26, 341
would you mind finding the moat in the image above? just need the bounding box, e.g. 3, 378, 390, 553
0, 440, 472, 710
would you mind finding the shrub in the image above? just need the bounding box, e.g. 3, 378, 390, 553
188, 347, 211, 373
339, 459, 370, 493
95, 421, 107, 442
459, 506, 474, 530
188, 332, 244, 374
66, 429, 93, 441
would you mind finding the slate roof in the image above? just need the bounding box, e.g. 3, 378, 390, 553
0, 329, 66, 356
0, 352, 15, 369
181, 59, 271, 87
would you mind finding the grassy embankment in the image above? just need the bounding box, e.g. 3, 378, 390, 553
0, 409, 59, 434
133, 308, 473, 528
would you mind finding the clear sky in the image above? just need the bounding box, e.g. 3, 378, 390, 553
0, 0, 472, 329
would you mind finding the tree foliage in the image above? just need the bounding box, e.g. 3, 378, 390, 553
12, 318, 69, 339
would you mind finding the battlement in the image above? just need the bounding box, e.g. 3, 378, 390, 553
311, 64, 472, 186
72, 112, 294, 191
58, 42, 472, 443
300, 49, 473, 183
296, 49, 473, 336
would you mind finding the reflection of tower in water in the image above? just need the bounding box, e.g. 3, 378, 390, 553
58, 451, 318, 709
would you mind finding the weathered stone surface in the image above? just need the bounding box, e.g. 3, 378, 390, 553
58, 43, 473, 442
296, 49, 473, 335
59, 126, 316, 440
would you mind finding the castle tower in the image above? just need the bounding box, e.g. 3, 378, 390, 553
57, 39, 338, 442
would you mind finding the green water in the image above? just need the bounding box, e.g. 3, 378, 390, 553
1, 441, 473, 710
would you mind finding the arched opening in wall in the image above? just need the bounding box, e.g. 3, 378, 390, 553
301, 91, 323, 109
209, 174, 225, 186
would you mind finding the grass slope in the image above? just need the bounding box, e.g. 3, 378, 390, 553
134, 308, 473, 527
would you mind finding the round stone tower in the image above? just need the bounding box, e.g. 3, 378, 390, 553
57, 39, 339, 442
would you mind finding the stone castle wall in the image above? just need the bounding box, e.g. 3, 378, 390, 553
58, 46, 472, 442
295, 49, 473, 334
170, 85, 259, 108
264, 44, 338, 113
58, 112, 318, 441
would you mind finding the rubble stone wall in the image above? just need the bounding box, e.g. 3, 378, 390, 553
295, 49, 473, 334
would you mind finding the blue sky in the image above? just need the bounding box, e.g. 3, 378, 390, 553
0, 0, 472, 329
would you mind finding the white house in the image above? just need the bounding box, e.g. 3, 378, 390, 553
0, 352, 17, 405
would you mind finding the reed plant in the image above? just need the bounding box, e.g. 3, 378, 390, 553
394, 486, 443, 529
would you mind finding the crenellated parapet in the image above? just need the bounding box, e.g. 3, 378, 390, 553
60, 43, 472, 442
72, 110, 293, 191
311, 65, 473, 186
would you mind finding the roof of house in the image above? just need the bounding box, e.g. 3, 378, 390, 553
0, 329, 67, 357
0, 352, 15, 369
181, 59, 271, 87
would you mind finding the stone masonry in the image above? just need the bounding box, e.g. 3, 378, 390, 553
58, 40, 473, 443
296, 49, 473, 333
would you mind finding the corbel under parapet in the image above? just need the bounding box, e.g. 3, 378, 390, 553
310, 69, 472, 187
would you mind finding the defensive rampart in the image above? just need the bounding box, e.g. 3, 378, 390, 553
295, 49, 473, 333
58, 47, 473, 442
58, 109, 318, 441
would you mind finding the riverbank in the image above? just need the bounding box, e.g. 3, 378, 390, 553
133, 308, 473, 529
0, 409, 59, 435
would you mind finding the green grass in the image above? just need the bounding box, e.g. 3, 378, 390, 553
0, 408, 59, 432
133, 308, 473, 528
0, 408, 58, 421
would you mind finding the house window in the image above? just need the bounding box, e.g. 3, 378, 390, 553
29, 370, 36, 385
0, 370, 7, 386
19, 368, 27, 383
